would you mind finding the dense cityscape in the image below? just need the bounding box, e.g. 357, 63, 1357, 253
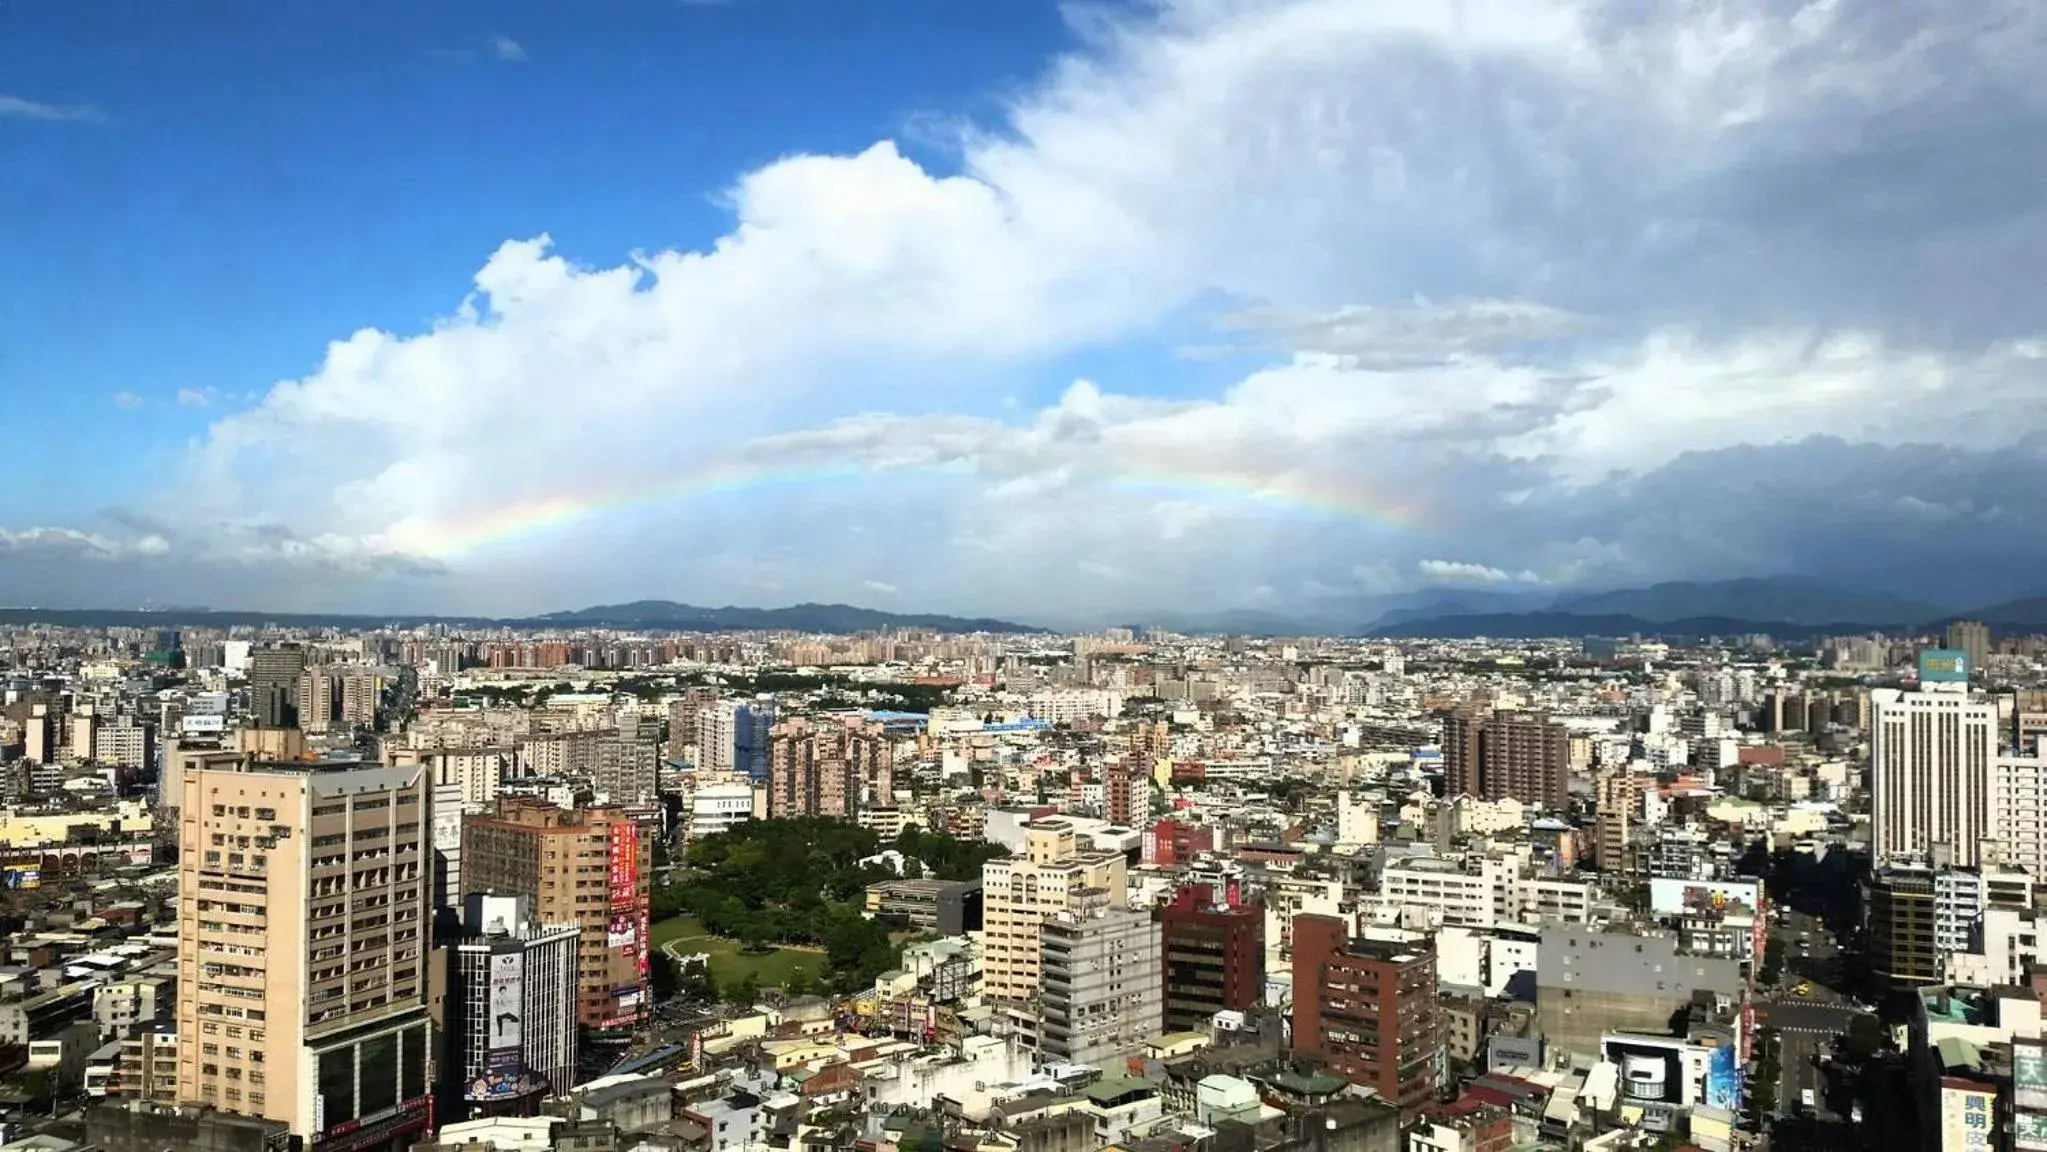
0, 610, 2036, 1152
7, 1, 2040, 1152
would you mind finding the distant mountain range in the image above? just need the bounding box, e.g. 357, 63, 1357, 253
537, 600, 1042, 633
0, 599, 1042, 635
1360, 577, 2047, 640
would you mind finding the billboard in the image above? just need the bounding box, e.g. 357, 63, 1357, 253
2020, 1039, 2047, 1112
2017, 1111, 2047, 1152
1648, 878, 1762, 917
486, 953, 522, 1070
1941, 1084, 1997, 1152
1920, 648, 1970, 683
1704, 1042, 1743, 1111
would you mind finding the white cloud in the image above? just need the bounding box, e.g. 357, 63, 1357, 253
176, 387, 218, 407
489, 34, 527, 63
0, 94, 102, 122
861, 579, 898, 595
111, 391, 143, 409
1417, 559, 1518, 584
15, 0, 2035, 616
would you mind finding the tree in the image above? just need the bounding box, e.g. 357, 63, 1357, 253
903, 857, 926, 880
1843, 1013, 1886, 1063
726, 972, 760, 1008
679, 959, 719, 1003
785, 966, 815, 996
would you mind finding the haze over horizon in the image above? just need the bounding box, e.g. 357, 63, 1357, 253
6, 0, 2046, 618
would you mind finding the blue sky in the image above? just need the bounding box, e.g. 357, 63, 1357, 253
4, 0, 2047, 623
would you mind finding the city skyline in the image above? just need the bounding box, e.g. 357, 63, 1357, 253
6, 0, 2046, 617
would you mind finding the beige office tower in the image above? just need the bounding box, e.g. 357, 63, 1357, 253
176, 760, 433, 1151
980, 818, 1127, 1004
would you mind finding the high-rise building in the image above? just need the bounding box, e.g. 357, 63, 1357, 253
443, 894, 579, 1120
594, 733, 659, 804
697, 702, 738, 775
665, 687, 721, 760
1865, 865, 1941, 995
175, 760, 433, 1149
1442, 709, 1569, 811
1158, 882, 1264, 1033
1039, 905, 1161, 1066
1991, 743, 2047, 879
1871, 671, 1996, 867
980, 819, 1127, 1004
1593, 772, 1642, 873
297, 668, 338, 734
1105, 760, 1141, 825
1946, 620, 1991, 675
1290, 914, 1441, 1116
460, 798, 652, 1031
766, 716, 891, 818
248, 645, 307, 729
735, 701, 776, 782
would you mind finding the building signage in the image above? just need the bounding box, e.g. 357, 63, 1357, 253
487, 952, 522, 1069
1920, 648, 1970, 683
2016, 1110, 2047, 1152
2020, 1040, 2047, 1112
1942, 1083, 1997, 1152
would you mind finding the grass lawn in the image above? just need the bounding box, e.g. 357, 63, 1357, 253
650, 914, 824, 989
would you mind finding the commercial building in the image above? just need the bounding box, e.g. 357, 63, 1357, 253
687, 782, 757, 842
1289, 914, 1441, 1116
1039, 905, 1161, 1067
766, 716, 892, 819
1158, 882, 1264, 1033
247, 645, 307, 729
175, 759, 434, 1150
443, 894, 579, 1120
1534, 927, 1742, 1059
863, 877, 983, 934
461, 798, 653, 1031
1872, 660, 1997, 867
981, 819, 1127, 1004
1867, 865, 1942, 995
1442, 709, 1570, 812
1946, 620, 1991, 674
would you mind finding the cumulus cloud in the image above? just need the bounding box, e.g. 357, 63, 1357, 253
489, 34, 527, 63
176, 387, 218, 407
24, 0, 2041, 617
110, 391, 144, 409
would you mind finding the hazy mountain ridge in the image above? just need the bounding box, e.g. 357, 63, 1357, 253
538, 600, 1043, 633
0, 601, 1042, 635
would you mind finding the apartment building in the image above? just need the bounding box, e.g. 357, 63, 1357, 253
980, 820, 1127, 1004
1040, 905, 1161, 1067
1159, 883, 1264, 1033
1991, 742, 2047, 879
460, 798, 653, 1030
1289, 914, 1441, 1116
1377, 856, 1592, 929
175, 760, 434, 1150
766, 716, 892, 819
1442, 709, 1570, 812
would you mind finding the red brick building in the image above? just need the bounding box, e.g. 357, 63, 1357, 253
1289, 913, 1441, 1116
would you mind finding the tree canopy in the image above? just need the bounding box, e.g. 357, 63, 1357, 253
653, 817, 1009, 994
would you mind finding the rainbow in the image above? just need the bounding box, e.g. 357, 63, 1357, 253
389, 459, 1430, 557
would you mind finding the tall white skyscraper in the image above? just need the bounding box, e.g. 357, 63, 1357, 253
1871, 680, 1996, 867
